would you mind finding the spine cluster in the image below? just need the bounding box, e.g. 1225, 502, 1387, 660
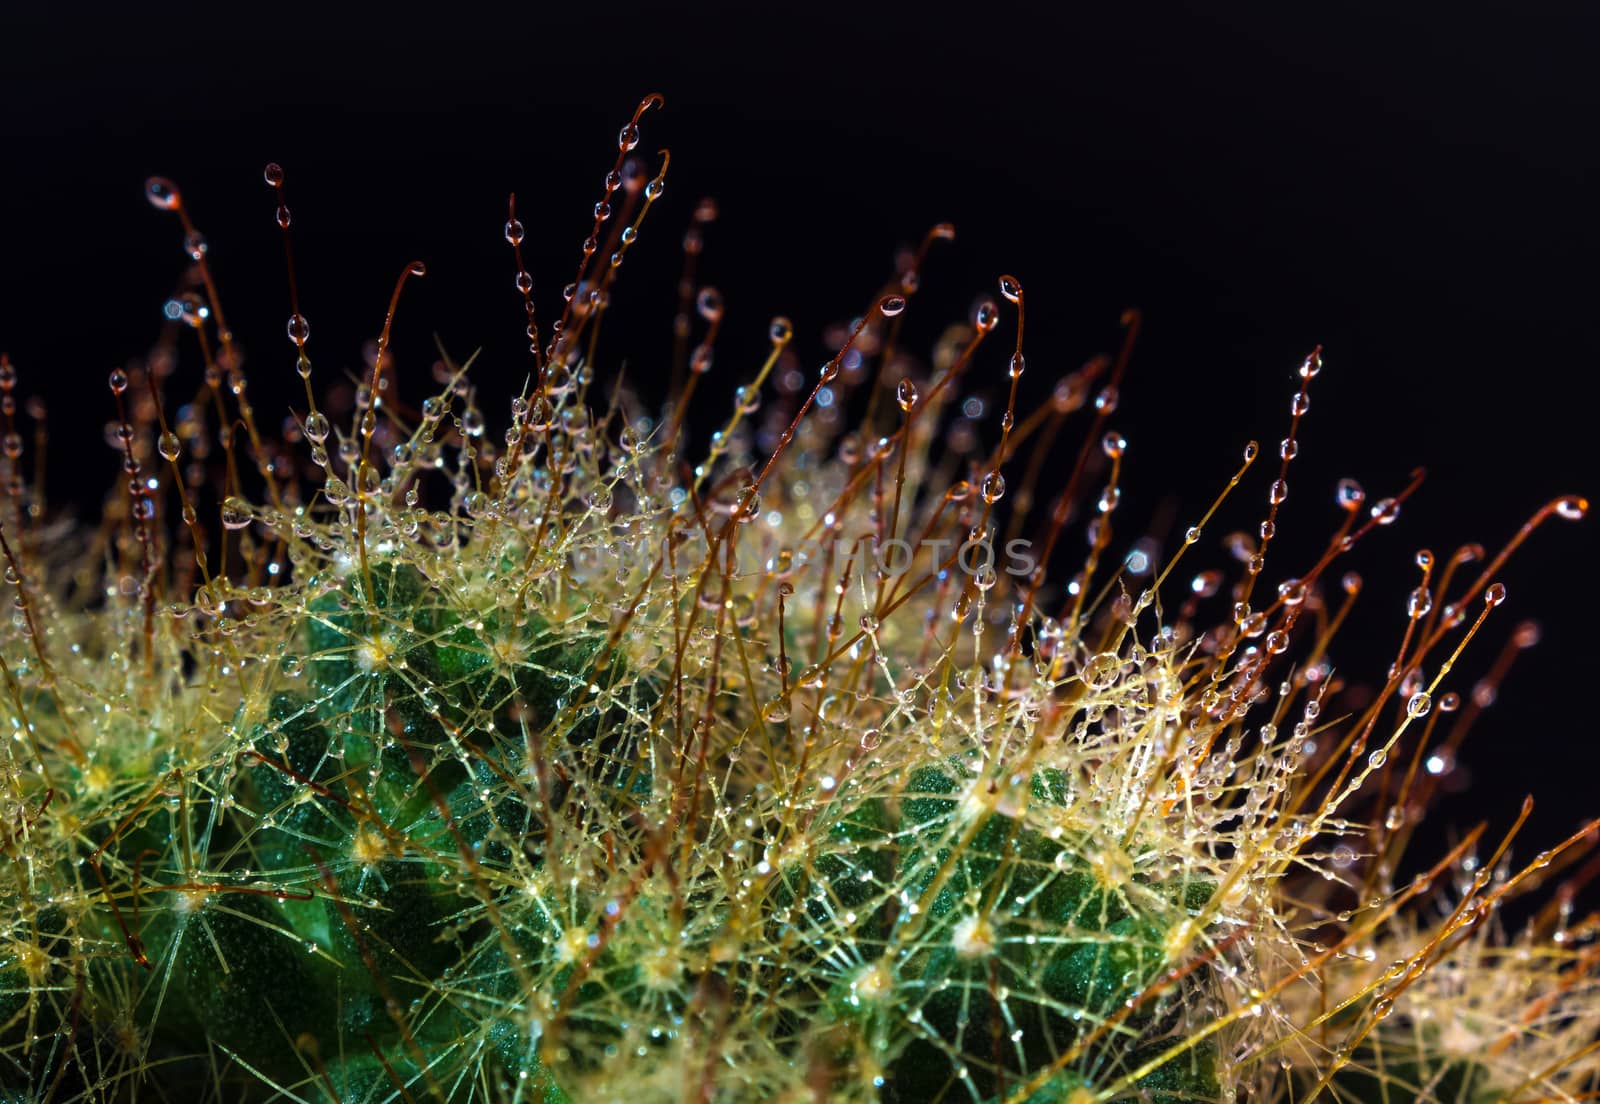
0, 97, 1594, 1103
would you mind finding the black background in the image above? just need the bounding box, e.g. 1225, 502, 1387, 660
4, 5, 1597, 882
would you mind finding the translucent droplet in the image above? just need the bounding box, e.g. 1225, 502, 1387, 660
696, 287, 724, 321
220, 497, 252, 530
504, 218, 525, 246
263, 163, 284, 186
1101, 431, 1126, 458
1369, 497, 1400, 525
286, 313, 311, 344
1406, 586, 1432, 619
1484, 582, 1507, 607
157, 432, 181, 461
998, 274, 1022, 302
896, 378, 918, 412
880, 295, 907, 317
769, 316, 793, 344
1406, 692, 1432, 718
1555, 495, 1589, 520
303, 412, 330, 443
107, 369, 129, 395
1082, 653, 1120, 691
981, 471, 1005, 504
144, 176, 180, 210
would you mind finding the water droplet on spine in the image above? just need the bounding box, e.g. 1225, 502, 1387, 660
144, 177, 180, 210
896, 379, 918, 412
981, 471, 1006, 504
504, 218, 525, 245
1484, 582, 1507, 607
263, 163, 284, 186
303, 412, 330, 443
107, 369, 128, 395
157, 432, 181, 461
1555, 495, 1589, 520
286, 314, 311, 345
1369, 498, 1401, 525
220, 497, 252, 530
880, 295, 906, 318
998, 275, 1022, 303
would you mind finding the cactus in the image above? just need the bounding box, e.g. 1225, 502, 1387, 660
0, 95, 1595, 1103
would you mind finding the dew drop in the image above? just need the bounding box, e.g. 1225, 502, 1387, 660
1081, 653, 1120, 691
144, 176, 180, 210
1484, 582, 1507, 607
220, 497, 252, 530
980, 471, 1006, 504
157, 432, 181, 462
896, 378, 919, 412
1336, 478, 1365, 509
1555, 495, 1589, 520
1406, 692, 1432, 718
504, 218, 525, 246
880, 295, 907, 317
286, 313, 311, 344
1369, 497, 1401, 525
303, 412, 330, 443
263, 163, 284, 186
696, 287, 724, 321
